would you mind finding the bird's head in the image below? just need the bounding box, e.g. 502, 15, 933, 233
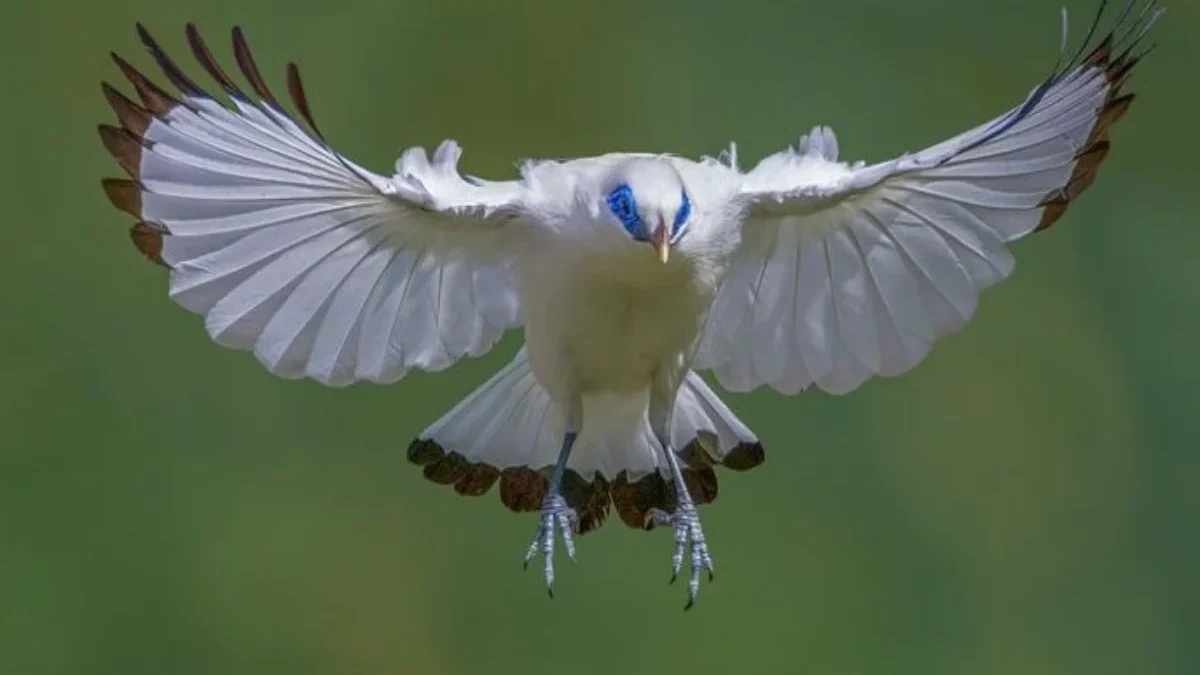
601, 158, 691, 263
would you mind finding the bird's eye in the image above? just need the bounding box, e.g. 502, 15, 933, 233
606, 184, 641, 235
673, 190, 691, 235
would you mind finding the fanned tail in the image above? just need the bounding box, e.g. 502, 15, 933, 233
406, 350, 765, 534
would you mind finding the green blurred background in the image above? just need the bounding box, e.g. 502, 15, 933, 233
2, 0, 1197, 673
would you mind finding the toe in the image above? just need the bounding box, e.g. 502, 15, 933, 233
558, 515, 577, 560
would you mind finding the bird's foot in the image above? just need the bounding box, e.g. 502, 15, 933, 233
523, 491, 578, 597
649, 501, 715, 610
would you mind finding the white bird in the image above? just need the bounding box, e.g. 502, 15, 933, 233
98, 1, 1162, 608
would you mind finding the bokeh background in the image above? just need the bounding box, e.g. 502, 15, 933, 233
2, 0, 1197, 673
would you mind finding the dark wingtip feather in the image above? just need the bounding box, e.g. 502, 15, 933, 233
1067, 0, 1113, 70
1035, 0, 1159, 233
1085, 33, 1117, 66
101, 82, 152, 136
284, 61, 381, 188
1109, 51, 1144, 85
230, 26, 281, 107
98, 124, 143, 179
101, 178, 143, 217
185, 23, 246, 100
130, 222, 167, 266
136, 23, 208, 99
286, 62, 325, 139
971, 1, 1160, 162
110, 52, 178, 115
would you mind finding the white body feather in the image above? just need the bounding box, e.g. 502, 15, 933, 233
451, 154, 749, 477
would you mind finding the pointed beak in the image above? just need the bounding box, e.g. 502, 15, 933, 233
650, 220, 670, 264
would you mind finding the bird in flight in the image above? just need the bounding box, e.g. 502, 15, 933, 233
98, 1, 1162, 608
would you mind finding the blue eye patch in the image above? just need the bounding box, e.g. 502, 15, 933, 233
673, 190, 691, 235
606, 183, 641, 235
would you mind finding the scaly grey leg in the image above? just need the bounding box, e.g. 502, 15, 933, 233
649, 441, 715, 610
523, 432, 578, 597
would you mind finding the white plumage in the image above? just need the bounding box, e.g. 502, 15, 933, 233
97, 2, 1161, 604
422, 347, 756, 482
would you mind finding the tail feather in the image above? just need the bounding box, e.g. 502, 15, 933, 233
407, 349, 765, 533
674, 371, 765, 471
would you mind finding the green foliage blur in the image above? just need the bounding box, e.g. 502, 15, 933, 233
2, 0, 1197, 673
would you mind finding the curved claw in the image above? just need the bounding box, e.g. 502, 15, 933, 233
556, 510, 577, 561
651, 504, 716, 609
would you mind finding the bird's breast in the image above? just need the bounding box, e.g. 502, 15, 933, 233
519, 248, 717, 396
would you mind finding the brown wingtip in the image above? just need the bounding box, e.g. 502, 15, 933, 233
101, 82, 152, 136
130, 222, 167, 266
1109, 51, 1145, 87
1098, 93, 1136, 129
136, 22, 206, 98
98, 124, 143, 179
286, 62, 324, 139
1035, 28, 1149, 233
101, 178, 143, 217
1084, 34, 1116, 67
231, 26, 281, 107
185, 23, 244, 99
111, 51, 178, 116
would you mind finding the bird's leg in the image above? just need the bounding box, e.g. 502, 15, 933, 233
522, 432, 578, 597
648, 439, 715, 610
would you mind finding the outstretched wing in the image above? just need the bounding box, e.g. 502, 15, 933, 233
694, 1, 1161, 395
99, 25, 526, 386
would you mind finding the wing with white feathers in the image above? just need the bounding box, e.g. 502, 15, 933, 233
98, 24, 526, 386
694, 0, 1161, 395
